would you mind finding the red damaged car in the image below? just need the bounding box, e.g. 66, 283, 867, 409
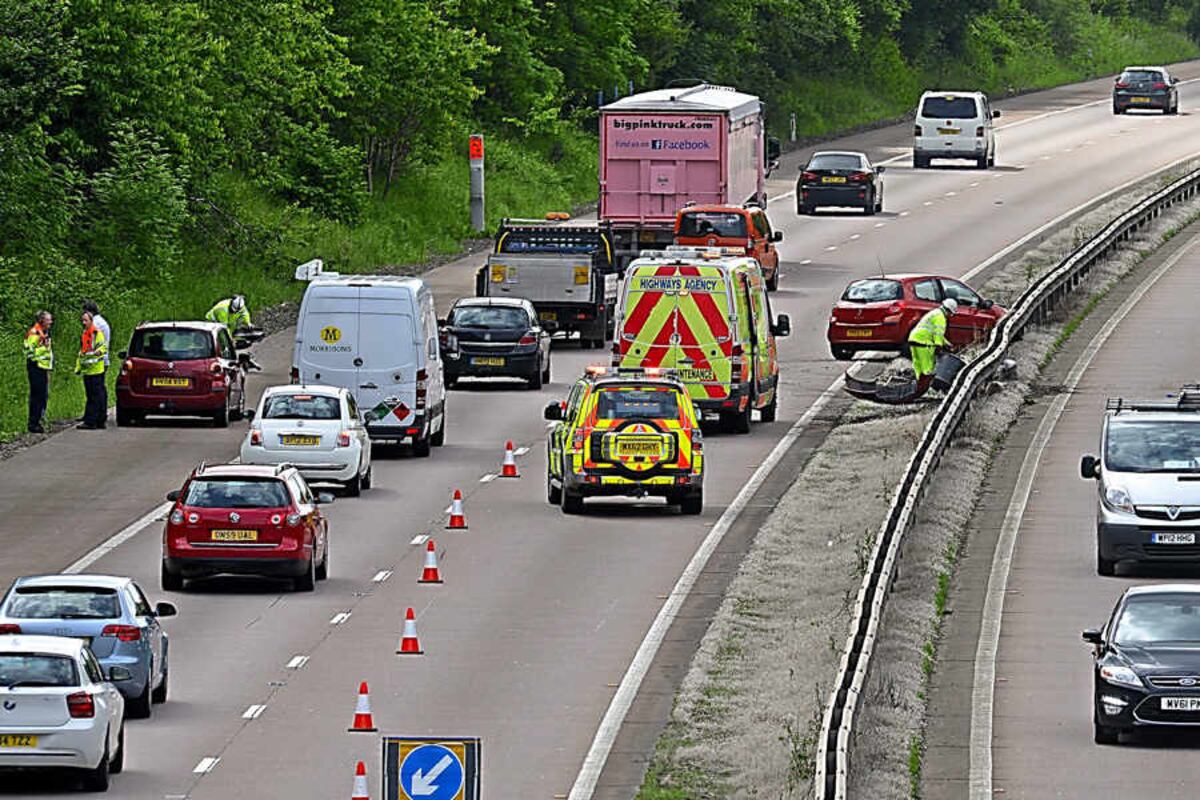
827, 274, 1005, 360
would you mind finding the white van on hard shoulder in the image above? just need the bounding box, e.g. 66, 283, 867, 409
292, 275, 447, 457
913, 90, 999, 169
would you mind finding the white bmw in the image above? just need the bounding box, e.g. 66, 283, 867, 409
0, 635, 128, 791
240, 384, 373, 495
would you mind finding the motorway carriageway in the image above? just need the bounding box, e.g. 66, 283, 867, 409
4, 64, 1200, 798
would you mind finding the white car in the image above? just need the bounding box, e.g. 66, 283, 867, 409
912, 90, 999, 169
0, 635, 127, 791
241, 384, 373, 495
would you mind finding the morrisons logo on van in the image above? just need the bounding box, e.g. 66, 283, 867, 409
633, 276, 721, 292
308, 343, 353, 353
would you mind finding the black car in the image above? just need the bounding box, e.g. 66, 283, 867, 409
1113, 66, 1179, 115
439, 298, 552, 389
1085, 584, 1200, 744
797, 151, 884, 215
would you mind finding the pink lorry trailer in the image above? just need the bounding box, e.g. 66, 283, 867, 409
599, 83, 781, 270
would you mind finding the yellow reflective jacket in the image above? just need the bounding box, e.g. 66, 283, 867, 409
24, 323, 53, 370
206, 299, 251, 332
75, 325, 107, 376
908, 307, 948, 347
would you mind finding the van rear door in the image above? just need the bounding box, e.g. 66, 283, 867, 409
297, 288, 360, 389
358, 292, 419, 429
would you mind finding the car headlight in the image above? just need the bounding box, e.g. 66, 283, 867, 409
1100, 664, 1143, 689
1104, 486, 1134, 514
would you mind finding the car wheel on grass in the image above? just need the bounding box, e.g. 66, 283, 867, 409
160, 562, 182, 592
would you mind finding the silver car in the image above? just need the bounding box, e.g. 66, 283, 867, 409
0, 575, 175, 718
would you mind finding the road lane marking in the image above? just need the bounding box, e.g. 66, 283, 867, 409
874, 222, 886, 228
329, 611, 352, 625
285, 655, 309, 670
410, 534, 429, 545
568, 377, 845, 798
193, 757, 220, 774
850, 234, 861, 241
945, 191, 957, 197
899, 211, 910, 217
64, 502, 171, 574
800, 259, 813, 265
242, 704, 267, 720
480, 473, 497, 483
767, 189, 796, 205
372, 570, 393, 583
825, 245, 838, 252
968, 234, 1200, 799
514, 446, 530, 456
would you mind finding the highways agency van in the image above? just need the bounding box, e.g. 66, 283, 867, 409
292, 276, 447, 456
613, 247, 790, 432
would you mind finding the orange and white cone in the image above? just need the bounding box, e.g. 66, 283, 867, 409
446, 490, 468, 529
348, 681, 377, 732
418, 540, 443, 584
397, 607, 424, 655
500, 440, 520, 478
350, 760, 370, 800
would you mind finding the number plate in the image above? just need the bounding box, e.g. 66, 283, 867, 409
937, 127, 961, 135
1152, 532, 1196, 544
280, 435, 320, 446
151, 377, 190, 388
210, 529, 258, 542
844, 329, 874, 338
472, 357, 505, 366
1131, 96, 1151, 104
539, 311, 557, 322
821, 176, 847, 184
0, 735, 37, 748
1162, 697, 1200, 711
614, 438, 664, 458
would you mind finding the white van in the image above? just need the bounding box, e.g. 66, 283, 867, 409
292, 276, 446, 456
913, 91, 999, 169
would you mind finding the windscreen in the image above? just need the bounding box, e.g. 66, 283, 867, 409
596, 388, 680, 420
841, 279, 903, 303
921, 96, 979, 119
1105, 420, 1200, 472
1120, 70, 1163, 83
262, 394, 341, 420
184, 478, 291, 508
130, 329, 215, 360
0, 654, 79, 687
1115, 594, 1200, 645
450, 306, 529, 328
809, 154, 864, 171
677, 212, 747, 238
7, 587, 120, 620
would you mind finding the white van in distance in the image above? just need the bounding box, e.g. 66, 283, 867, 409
912, 90, 999, 169
292, 275, 447, 456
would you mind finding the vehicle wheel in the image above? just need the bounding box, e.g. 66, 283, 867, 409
294, 556, 316, 592
680, 490, 703, 516
913, 154, 926, 169
446, 375, 458, 389
722, 403, 752, 434
127, 679, 152, 719
431, 412, 446, 447
109, 725, 125, 774
211, 399, 229, 428
315, 538, 329, 581
864, 192, 876, 216
229, 384, 245, 421
579, 336, 593, 350
561, 488, 584, 515
116, 406, 135, 427
1094, 722, 1120, 744
760, 391, 778, 423
1097, 548, 1116, 577
874, 196, 884, 214
343, 471, 362, 497
831, 345, 855, 361
1112, 104, 1123, 115
766, 269, 779, 292
160, 561, 183, 592
1168, 102, 1179, 116
589, 336, 605, 349
81, 739, 110, 792
151, 667, 168, 704
412, 434, 431, 458
360, 464, 373, 490
542, 358, 552, 384
987, 151, 996, 168
528, 361, 544, 390
547, 472, 562, 505
976, 154, 988, 169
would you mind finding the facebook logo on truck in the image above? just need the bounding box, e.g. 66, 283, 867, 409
650, 139, 711, 151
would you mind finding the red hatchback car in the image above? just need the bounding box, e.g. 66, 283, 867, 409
116, 321, 250, 427
161, 463, 331, 592
827, 274, 1006, 360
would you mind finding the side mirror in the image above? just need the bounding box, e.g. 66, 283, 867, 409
154, 602, 178, 618
107, 666, 133, 683
772, 314, 792, 338
766, 136, 782, 164
166, 490, 180, 502
771, 231, 784, 243
979, 298, 994, 310
118, 350, 128, 360
245, 409, 256, 422
992, 109, 1001, 119
316, 492, 335, 505
1080, 455, 1099, 480
437, 318, 448, 327
877, 166, 887, 174
1082, 628, 1103, 645
544, 402, 564, 421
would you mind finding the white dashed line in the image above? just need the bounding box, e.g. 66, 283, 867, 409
970, 182, 980, 187
411, 534, 429, 545
329, 611, 352, 625
514, 446, 530, 457
824, 245, 838, 252
849, 234, 861, 241
800, 259, 813, 265
945, 191, 957, 197
285, 655, 309, 670
443, 505, 453, 514
923, 201, 933, 206
242, 704, 267, 720
64, 502, 171, 574
899, 211, 911, 217
874, 222, 886, 228
479, 473, 498, 483
372, 570, 393, 583
193, 757, 220, 774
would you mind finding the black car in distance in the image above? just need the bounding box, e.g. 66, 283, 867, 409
439, 297, 552, 389
1085, 584, 1200, 744
797, 151, 885, 216
1113, 66, 1179, 115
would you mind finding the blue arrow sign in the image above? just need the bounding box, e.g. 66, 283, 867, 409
400, 744, 464, 800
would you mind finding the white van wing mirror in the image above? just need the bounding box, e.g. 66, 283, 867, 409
295, 258, 339, 281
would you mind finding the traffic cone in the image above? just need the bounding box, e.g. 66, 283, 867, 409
446, 489, 468, 529
500, 440, 520, 478
350, 760, 369, 800
397, 607, 424, 655
347, 681, 377, 732
418, 540, 443, 584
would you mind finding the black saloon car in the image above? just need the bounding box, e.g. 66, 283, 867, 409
1085, 584, 1200, 744
439, 298, 552, 389
1113, 66, 1179, 115
797, 151, 885, 216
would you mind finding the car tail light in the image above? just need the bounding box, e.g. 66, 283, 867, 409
286, 513, 302, 526
975, 126, 984, 136
1115, 82, 1130, 89
121, 359, 133, 376
849, 172, 871, 183
518, 333, 536, 346
337, 430, 352, 447
0, 624, 21, 635
102, 624, 142, 642
415, 368, 427, 410
730, 343, 744, 384
249, 429, 263, 446
690, 429, 703, 452
169, 509, 184, 525
67, 692, 95, 719
290, 366, 300, 384
914, 125, 923, 136
1153, 82, 1167, 89
209, 362, 222, 375
801, 171, 819, 181
571, 428, 587, 449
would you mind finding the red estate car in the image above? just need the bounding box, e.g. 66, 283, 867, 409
674, 204, 783, 291
161, 463, 331, 592
827, 274, 1006, 360
116, 321, 251, 427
